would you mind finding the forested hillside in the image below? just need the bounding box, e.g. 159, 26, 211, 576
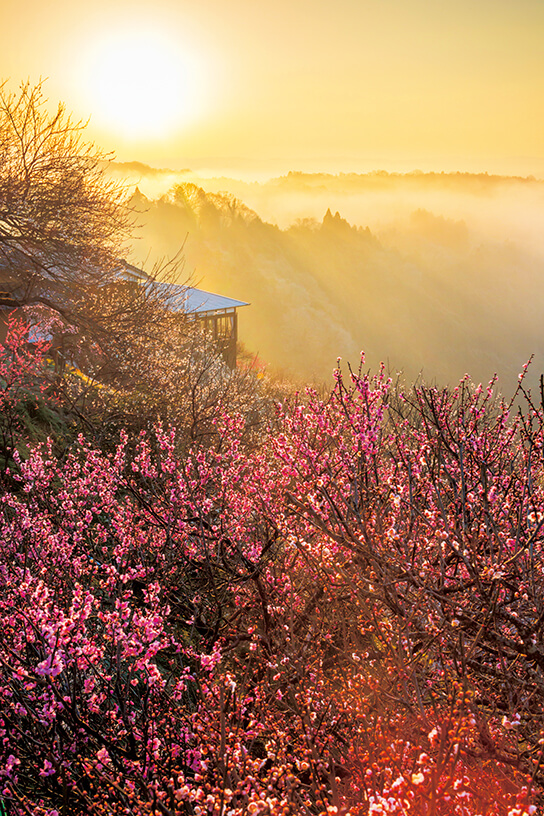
128, 176, 544, 393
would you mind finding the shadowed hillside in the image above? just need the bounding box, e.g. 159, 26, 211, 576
127, 175, 544, 392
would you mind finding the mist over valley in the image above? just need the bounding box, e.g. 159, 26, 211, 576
120, 164, 544, 395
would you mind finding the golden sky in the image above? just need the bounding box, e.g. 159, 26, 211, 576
3, 0, 544, 175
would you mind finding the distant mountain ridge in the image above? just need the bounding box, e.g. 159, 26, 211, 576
110, 159, 543, 185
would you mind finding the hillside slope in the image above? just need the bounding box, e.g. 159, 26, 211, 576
129, 182, 544, 391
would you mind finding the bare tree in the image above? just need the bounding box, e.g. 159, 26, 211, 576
0, 79, 135, 331
0, 81, 194, 377
0, 80, 278, 454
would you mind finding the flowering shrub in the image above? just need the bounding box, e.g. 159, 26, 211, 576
0, 314, 62, 471
0, 324, 541, 814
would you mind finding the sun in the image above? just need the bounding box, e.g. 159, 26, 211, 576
81, 28, 206, 141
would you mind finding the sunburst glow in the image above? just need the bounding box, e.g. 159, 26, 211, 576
81, 29, 206, 140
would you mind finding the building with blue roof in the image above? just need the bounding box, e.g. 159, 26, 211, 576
119, 261, 249, 368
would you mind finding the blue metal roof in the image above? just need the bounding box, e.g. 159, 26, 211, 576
182, 287, 248, 314
118, 262, 248, 315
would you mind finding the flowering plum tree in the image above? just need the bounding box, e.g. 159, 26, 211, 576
0, 313, 57, 471
0, 323, 541, 815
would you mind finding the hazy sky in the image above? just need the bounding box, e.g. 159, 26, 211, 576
3, 0, 544, 175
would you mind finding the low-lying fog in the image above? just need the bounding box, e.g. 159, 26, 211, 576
112, 162, 544, 397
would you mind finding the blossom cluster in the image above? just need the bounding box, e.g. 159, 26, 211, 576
0, 322, 541, 814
